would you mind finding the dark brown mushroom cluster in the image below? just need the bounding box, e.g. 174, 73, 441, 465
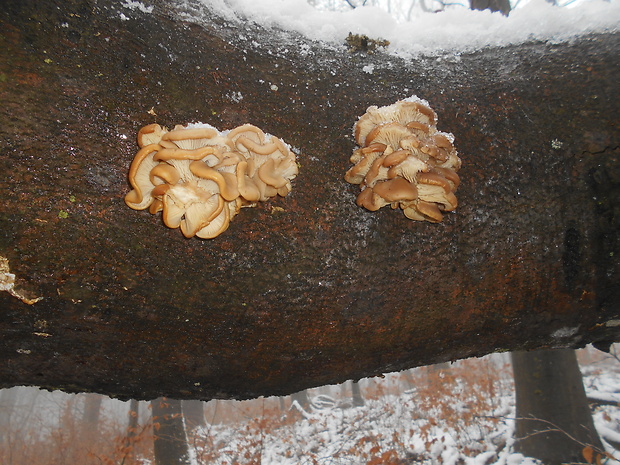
125, 123, 298, 238
345, 97, 461, 223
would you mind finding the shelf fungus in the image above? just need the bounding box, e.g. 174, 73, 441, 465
345, 97, 461, 223
125, 123, 298, 238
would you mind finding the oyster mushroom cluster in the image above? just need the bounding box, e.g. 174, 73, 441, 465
345, 97, 461, 223
125, 122, 298, 238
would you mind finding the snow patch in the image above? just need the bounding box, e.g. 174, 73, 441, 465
121, 0, 154, 14
188, 0, 620, 55
362, 64, 375, 73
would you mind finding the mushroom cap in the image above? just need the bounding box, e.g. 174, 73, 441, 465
417, 172, 452, 193
373, 178, 418, 203
434, 167, 461, 189
162, 183, 222, 230
354, 100, 437, 146
236, 161, 261, 203
356, 187, 388, 212
125, 144, 162, 210
195, 201, 235, 239
165, 125, 219, 141
180, 194, 225, 238
415, 200, 444, 223
434, 133, 454, 149
406, 121, 431, 136
387, 155, 429, 183
345, 150, 382, 185
160, 123, 235, 154
228, 125, 294, 158
436, 149, 462, 171
417, 184, 458, 211
275, 156, 299, 182
189, 160, 240, 201
126, 121, 297, 238
382, 149, 411, 168
402, 204, 427, 222
150, 163, 181, 187
364, 122, 414, 150
137, 124, 167, 148
257, 158, 288, 189
346, 96, 461, 223
363, 154, 390, 188
227, 124, 266, 144
154, 146, 220, 162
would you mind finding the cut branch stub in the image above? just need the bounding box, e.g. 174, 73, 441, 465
124, 123, 298, 238
346, 97, 461, 223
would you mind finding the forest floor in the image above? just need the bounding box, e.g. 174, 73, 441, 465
187, 349, 620, 465
1, 347, 620, 464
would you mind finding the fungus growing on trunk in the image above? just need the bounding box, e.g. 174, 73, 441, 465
125, 123, 298, 238
346, 97, 461, 223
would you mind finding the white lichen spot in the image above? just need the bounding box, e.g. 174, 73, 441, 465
551, 326, 579, 339
226, 91, 243, 103
0, 256, 43, 305
362, 64, 375, 74
270, 84, 279, 92
551, 139, 564, 149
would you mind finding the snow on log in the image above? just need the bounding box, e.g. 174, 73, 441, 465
0, 0, 618, 400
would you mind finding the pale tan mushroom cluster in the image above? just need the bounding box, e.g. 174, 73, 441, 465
125, 122, 298, 238
345, 98, 461, 223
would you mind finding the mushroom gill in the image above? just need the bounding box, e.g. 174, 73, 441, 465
125, 123, 298, 238
346, 96, 461, 223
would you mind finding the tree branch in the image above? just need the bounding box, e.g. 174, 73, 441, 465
0, 0, 618, 400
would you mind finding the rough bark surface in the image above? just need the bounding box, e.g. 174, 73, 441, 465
0, 0, 619, 401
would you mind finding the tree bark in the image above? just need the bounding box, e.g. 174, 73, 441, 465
0, 0, 618, 401
512, 349, 604, 463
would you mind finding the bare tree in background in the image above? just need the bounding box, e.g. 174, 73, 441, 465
182, 399, 206, 432
81, 393, 103, 443
351, 381, 365, 407
290, 390, 311, 412
469, 0, 510, 15
127, 399, 140, 439
121, 399, 141, 462
511, 349, 605, 463
0, 388, 18, 444
312, 0, 513, 18
151, 397, 191, 465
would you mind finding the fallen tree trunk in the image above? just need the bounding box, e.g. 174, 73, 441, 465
0, 0, 618, 401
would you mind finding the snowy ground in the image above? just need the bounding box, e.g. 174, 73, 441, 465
183, 349, 620, 465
